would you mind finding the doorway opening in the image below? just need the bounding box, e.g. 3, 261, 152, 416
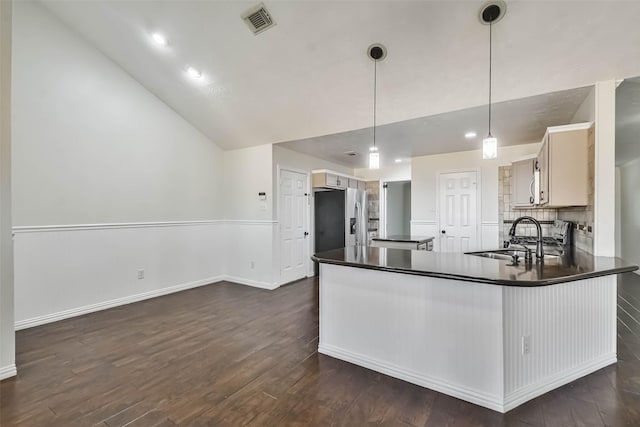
383, 180, 411, 237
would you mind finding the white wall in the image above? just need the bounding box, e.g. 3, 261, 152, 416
11, 2, 227, 327
273, 145, 353, 177
0, 0, 16, 380
12, 2, 224, 226
411, 143, 541, 250
571, 86, 596, 124
619, 158, 640, 271
354, 163, 411, 182
593, 81, 617, 257
222, 144, 277, 288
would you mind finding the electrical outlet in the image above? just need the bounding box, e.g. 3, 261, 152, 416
521, 335, 531, 355
137, 269, 145, 280
250, 261, 255, 269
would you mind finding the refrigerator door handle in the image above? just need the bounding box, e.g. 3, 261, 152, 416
354, 202, 360, 245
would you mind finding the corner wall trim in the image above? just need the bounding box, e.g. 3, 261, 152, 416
0, 364, 17, 381
14, 275, 225, 330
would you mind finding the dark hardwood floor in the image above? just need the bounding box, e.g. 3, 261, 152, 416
1, 273, 640, 426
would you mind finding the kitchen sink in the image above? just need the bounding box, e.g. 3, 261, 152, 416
465, 249, 562, 261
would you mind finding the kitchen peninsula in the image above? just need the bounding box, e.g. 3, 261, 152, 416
312, 246, 637, 413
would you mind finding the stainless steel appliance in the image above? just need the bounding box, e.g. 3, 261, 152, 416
345, 188, 368, 246
506, 219, 573, 253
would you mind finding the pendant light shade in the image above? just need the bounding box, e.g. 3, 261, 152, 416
483, 136, 497, 160
367, 44, 386, 169
480, 2, 505, 160
369, 149, 380, 169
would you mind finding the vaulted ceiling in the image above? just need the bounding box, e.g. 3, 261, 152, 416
41, 1, 640, 150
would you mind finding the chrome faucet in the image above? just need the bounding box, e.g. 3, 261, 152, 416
509, 216, 544, 260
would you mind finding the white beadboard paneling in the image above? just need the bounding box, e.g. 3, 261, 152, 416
319, 263, 619, 413
502, 275, 617, 400
481, 222, 500, 250
13, 222, 226, 324
319, 264, 504, 408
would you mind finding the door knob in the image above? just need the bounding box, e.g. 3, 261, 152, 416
441, 230, 446, 234
304, 232, 309, 237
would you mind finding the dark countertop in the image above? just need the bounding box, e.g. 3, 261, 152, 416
371, 235, 435, 243
311, 246, 638, 287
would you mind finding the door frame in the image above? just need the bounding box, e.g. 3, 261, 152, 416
435, 168, 482, 252
381, 179, 412, 238
276, 165, 312, 283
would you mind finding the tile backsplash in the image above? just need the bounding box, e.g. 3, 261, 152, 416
498, 164, 594, 254
498, 166, 557, 245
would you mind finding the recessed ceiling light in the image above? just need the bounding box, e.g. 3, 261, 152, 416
465, 131, 477, 139
151, 32, 168, 46
187, 67, 202, 79
395, 158, 402, 163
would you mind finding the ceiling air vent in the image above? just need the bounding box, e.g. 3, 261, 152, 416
242, 3, 276, 35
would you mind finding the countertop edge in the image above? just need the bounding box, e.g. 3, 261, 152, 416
311, 255, 639, 287
371, 236, 435, 243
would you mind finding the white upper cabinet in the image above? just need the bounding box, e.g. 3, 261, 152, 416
535, 122, 593, 207
511, 157, 536, 207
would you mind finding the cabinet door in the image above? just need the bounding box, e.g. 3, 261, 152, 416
511, 158, 535, 207
537, 137, 549, 205
335, 175, 347, 189
325, 174, 339, 188
547, 128, 589, 206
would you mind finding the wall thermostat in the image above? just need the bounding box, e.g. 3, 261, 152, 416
258, 192, 267, 201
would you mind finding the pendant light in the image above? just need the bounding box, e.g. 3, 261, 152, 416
480, 2, 505, 160
367, 44, 387, 169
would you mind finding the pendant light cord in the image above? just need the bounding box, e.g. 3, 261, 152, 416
488, 20, 493, 138
373, 58, 378, 149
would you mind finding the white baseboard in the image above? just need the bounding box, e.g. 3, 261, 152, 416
15, 275, 224, 330
503, 353, 617, 412
14, 274, 283, 331
319, 343, 616, 414
318, 343, 504, 413
0, 364, 17, 381
223, 275, 279, 290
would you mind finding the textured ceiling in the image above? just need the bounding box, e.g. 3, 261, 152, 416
616, 77, 640, 165
277, 86, 592, 168
40, 1, 640, 150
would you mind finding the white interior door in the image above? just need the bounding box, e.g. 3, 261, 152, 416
280, 169, 308, 284
438, 171, 478, 252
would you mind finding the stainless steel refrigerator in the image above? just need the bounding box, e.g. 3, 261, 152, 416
345, 188, 368, 246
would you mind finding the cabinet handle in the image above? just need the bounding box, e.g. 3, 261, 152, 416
441, 230, 446, 234
529, 179, 535, 199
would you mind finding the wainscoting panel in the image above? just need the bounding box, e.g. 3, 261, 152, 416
481, 221, 500, 250
502, 275, 617, 409
13, 221, 226, 327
